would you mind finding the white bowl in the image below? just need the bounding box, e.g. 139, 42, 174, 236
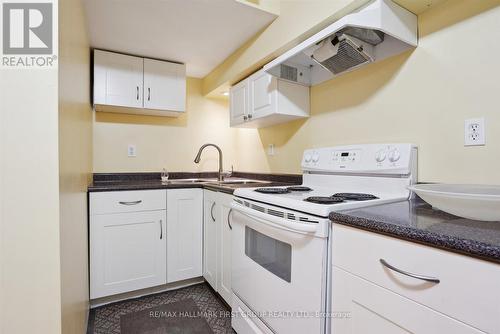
408, 184, 500, 221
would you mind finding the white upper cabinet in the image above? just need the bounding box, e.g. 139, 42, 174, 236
229, 79, 248, 126
143, 58, 186, 112
248, 70, 277, 120
93, 50, 144, 109
93, 49, 186, 116
230, 68, 309, 128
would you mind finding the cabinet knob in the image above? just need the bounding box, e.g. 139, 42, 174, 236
248, 114, 252, 119
243, 115, 248, 121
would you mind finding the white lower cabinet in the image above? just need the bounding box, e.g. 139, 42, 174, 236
166, 189, 203, 283
90, 190, 167, 299
332, 267, 483, 334
203, 190, 233, 305
331, 224, 500, 334
203, 190, 218, 288
218, 193, 233, 304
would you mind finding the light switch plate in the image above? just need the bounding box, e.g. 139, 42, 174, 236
128, 144, 137, 157
268, 144, 275, 156
464, 118, 485, 146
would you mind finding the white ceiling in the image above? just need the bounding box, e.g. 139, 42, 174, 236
83, 0, 277, 78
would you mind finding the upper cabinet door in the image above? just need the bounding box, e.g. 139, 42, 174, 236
229, 68, 309, 128
94, 50, 143, 108
229, 79, 248, 126
143, 59, 186, 112
248, 70, 277, 120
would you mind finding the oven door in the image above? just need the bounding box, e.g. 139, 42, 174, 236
230, 200, 328, 334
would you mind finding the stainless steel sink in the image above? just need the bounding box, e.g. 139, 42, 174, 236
206, 179, 270, 186
165, 178, 270, 186
166, 178, 217, 184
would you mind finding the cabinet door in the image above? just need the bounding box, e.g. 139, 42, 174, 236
167, 189, 203, 283
90, 210, 166, 299
331, 266, 484, 334
203, 190, 218, 289
143, 58, 186, 112
230, 79, 248, 126
217, 192, 233, 305
248, 70, 277, 120
93, 50, 143, 108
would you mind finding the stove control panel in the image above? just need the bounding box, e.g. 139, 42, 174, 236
302, 144, 417, 175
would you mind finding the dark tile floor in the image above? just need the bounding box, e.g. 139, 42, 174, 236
87, 283, 234, 334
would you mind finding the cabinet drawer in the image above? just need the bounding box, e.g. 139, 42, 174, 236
90, 190, 166, 215
332, 224, 500, 333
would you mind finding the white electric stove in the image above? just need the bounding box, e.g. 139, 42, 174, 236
229, 144, 417, 334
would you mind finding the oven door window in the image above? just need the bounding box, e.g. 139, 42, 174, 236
245, 226, 292, 283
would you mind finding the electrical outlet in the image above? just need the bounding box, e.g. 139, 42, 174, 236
128, 144, 137, 157
464, 118, 485, 146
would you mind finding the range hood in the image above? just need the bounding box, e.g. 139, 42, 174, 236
263, 0, 417, 86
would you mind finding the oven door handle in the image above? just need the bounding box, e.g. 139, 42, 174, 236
231, 202, 318, 234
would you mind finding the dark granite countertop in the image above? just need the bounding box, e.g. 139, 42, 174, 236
88, 171, 301, 195
329, 198, 500, 264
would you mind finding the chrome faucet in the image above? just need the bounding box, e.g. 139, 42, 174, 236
194, 143, 224, 181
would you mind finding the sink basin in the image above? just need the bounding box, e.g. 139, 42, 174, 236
206, 179, 270, 186
166, 178, 216, 184
165, 178, 269, 187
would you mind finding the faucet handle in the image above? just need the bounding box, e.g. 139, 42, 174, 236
161, 168, 169, 182
221, 165, 234, 180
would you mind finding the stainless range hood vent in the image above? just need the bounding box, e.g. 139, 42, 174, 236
311, 34, 375, 75
263, 0, 417, 86
280, 64, 298, 82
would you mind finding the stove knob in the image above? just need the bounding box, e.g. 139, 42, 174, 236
312, 152, 320, 163
375, 149, 387, 162
388, 149, 401, 162
304, 153, 312, 163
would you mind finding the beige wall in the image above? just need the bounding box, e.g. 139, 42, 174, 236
254, 0, 500, 184
58, 0, 93, 333
94, 0, 500, 185
202, 0, 368, 95
0, 31, 61, 334
93, 78, 269, 173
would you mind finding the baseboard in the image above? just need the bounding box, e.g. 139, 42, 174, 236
90, 277, 204, 308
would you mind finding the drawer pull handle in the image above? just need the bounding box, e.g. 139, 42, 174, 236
160, 219, 163, 240
227, 208, 233, 230
210, 202, 216, 222
118, 200, 142, 206
380, 259, 440, 284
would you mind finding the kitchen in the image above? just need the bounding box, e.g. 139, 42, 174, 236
1, 0, 500, 333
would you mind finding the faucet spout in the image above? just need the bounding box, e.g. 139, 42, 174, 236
194, 143, 224, 181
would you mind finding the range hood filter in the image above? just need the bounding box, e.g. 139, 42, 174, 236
312, 35, 374, 75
